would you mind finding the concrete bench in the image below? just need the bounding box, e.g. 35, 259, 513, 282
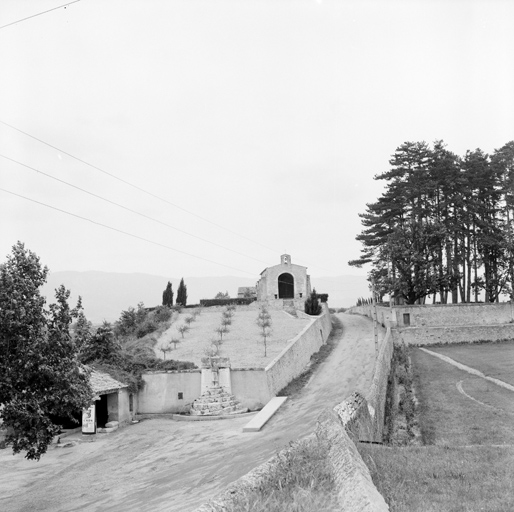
242, 397, 288, 432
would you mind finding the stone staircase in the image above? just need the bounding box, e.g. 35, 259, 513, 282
190, 387, 247, 416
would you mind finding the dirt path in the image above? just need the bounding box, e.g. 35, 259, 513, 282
0, 313, 381, 512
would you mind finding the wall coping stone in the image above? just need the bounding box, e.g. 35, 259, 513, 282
143, 369, 202, 375
391, 302, 512, 309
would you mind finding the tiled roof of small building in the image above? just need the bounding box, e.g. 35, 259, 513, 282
89, 369, 127, 395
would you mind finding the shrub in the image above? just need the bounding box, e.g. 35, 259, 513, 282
152, 305, 173, 323
135, 318, 158, 339
304, 289, 322, 315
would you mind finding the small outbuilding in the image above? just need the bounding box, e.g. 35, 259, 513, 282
89, 369, 135, 428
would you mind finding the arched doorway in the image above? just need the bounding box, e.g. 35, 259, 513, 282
278, 273, 294, 299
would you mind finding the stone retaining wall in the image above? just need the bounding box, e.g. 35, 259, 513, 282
350, 303, 514, 346
366, 328, 394, 441
393, 323, 514, 345
392, 302, 514, 327
265, 304, 333, 397
350, 302, 514, 328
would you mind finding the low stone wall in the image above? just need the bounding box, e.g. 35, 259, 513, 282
318, 410, 389, 511
393, 302, 514, 327
138, 370, 201, 414
393, 323, 514, 345
264, 304, 333, 397
230, 369, 270, 410
350, 302, 514, 328
365, 328, 394, 441
195, 418, 388, 512
350, 303, 514, 346
138, 368, 273, 414
349, 305, 394, 328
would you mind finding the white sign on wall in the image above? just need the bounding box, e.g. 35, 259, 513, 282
82, 405, 96, 434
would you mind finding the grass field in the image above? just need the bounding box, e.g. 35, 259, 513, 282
358, 444, 514, 512
411, 348, 514, 446
427, 341, 514, 386
358, 345, 514, 512
154, 307, 312, 368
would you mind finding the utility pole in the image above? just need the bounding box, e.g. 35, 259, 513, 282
371, 279, 379, 357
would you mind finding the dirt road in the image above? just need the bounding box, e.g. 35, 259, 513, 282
0, 313, 382, 512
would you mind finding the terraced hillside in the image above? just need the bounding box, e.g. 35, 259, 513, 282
154, 307, 312, 368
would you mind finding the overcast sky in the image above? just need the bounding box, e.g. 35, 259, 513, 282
1, 0, 513, 282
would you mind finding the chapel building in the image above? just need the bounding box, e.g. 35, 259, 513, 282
256, 254, 311, 306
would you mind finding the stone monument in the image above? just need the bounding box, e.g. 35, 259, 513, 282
190, 356, 247, 416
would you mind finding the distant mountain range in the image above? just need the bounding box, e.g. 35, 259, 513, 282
40, 271, 369, 324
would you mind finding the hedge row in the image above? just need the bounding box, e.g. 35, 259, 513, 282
199, 298, 257, 307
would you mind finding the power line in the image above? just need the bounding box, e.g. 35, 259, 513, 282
0, 120, 338, 275
0, 1, 81, 30
0, 153, 271, 266
1, 187, 315, 287
0, 187, 257, 276
0, 120, 277, 254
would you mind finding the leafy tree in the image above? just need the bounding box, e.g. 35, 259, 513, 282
221, 316, 232, 327
80, 323, 121, 364
177, 324, 190, 338
215, 291, 230, 299
215, 325, 229, 341
256, 306, 272, 356
177, 278, 188, 306
114, 306, 138, 337
223, 308, 234, 318
73, 297, 92, 356
162, 281, 174, 307
159, 342, 172, 360
0, 242, 92, 460
304, 289, 322, 315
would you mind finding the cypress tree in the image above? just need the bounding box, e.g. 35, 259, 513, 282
162, 281, 174, 307
176, 278, 187, 306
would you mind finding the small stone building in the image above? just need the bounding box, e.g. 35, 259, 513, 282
256, 254, 311, 306
89, 369, 135, 428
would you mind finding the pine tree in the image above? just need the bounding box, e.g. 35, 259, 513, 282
162, 281, 174, 307
350, 140, 514, 304
176, 278, 187, 306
